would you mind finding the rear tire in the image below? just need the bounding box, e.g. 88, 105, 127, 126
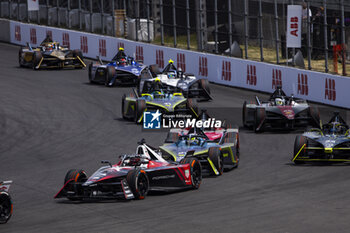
105, 66, 115, 87
64, 169, 87, 201
149, 64, 160, 77
18, 48, 24, 67
88, 62, 94, 83
186, 98, 198, 117
121, 94, 128, 120
0, 192, 12, 224
180, 158, 202, 189
293, 135, 307, 164
134, 99, 146, 123
208, 147, 224, 176
126, 168, 149, 200
200, 79, 211, 95
242, 101, 248, 128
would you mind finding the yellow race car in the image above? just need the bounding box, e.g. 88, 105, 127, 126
18, 36, 86, 70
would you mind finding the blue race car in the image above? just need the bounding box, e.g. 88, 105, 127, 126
88, 48, 148, 86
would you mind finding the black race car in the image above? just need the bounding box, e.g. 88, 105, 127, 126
293, 112, 350, 164
54, 140, 202, 201
0, 181, 13, 224
242, 87, 320, 132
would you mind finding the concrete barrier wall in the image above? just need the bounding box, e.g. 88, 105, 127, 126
4, 19, 350, 109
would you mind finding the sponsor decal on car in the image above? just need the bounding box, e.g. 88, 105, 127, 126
152, 174, 176, 180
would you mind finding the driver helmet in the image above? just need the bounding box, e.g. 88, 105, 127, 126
177, 68, 184, 79
188, 135, 199, 145
275, 98, 285, 106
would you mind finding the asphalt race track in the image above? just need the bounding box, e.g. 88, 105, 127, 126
1, 42, 350, 233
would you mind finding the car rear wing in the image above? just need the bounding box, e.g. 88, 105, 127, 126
0, 180, 12, 192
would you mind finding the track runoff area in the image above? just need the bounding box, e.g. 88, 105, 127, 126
1, 42, 350, 232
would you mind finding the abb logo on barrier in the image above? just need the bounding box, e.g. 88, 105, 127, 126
297, 73, 308, 96
117, 42, 124, 49
272, 69, 282, 89
246, 65, 257, 86
325, 78, 336, 101
198, 57, 208, 77
177, 53, 186, 72
290, 17, 299, 37
136, 46, 144, 63
221, 61, 231, 81
80, 36, 88, 53
30, 28, 37, 44
156, 50, 164, 68
99, 39, 106, 57
62, 33, 70, 49
15, 25, 21, 41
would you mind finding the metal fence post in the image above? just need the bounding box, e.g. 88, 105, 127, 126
186, 0, 190, 49
259, 0, 264, 61
307, 1, 311, 70
160, 0, 164, 45
274, 0, 279, 64
67, 0, 71, 28
340, 0, 346, 76
47, 0, 50, 26
172, 0, 177, 48
112, 0, 115, 36
228, 0, 232, 55
78, 0, 82, 30
90, 0, 93, 33
244, 0, 248, 59
323, 0, 328, 73
214, 0, 218, 53
146, 0, 150, 42
57, 0, 60, 27
17, 0, 19, 21
101, 0, 104, 34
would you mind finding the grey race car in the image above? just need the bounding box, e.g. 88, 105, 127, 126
138, 60, 212, 101
242, 87, 320, 132
293, 112, 350, 164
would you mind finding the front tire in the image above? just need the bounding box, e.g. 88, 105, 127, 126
242, 101, 248, 128
180, 158, 202, 189
105, 66, 115, 87
293, 135, 307, 164
134, 99, 146, 124
254, 108, 266, 133
64, 169, 88, 201
126, 168, 149, 200
32, 51, 42, 70
208, 147, 224, 176
0, 192, 12, 224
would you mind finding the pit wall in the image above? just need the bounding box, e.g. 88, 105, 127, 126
3, 19, 348, 109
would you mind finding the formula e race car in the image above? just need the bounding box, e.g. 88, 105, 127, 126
88, 48, 147, 86
0, 181, 13, 224
159, 124, 239, 176
54, 140, 202, 201
122, 79, 199, 124
242, 87, 320, 132
293, 112, 350, 164
19, 35, 86, 70
138, 60, 212, 101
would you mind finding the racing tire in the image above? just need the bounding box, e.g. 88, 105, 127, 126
254, 108, 266, 133
73, 49, 84, 69
126, 168, 149, 200
208, 147, 224, 176
0, 192, 12, 224
18, 48, 24, 67
105, 66, 115, 87
121, 94, 128, 120
242, 101, 248, 128
164, 132, 179, 143
149, 64, 160, 77
186, 98, 199, 117
309, 106, 321, 128
134, 99, 146, 124
32, 51, 42, 70
200, 79, 211, 95
88, 62, 94, 83
64, 169, 88, 201
180, 158, 202, 189
293, 135, 307, 164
